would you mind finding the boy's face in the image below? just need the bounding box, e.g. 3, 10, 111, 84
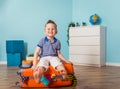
44, 23, 57, 38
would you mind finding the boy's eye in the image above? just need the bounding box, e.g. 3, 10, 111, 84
52, 28, 56, 30
47, 28, 55, 31
47, 28, 50, 30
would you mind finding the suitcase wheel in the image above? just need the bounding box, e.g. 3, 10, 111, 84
15, 82, 22, 88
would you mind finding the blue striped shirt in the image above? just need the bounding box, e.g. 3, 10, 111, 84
37, 37, 61, 57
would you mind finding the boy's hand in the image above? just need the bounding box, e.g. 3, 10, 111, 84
63, 60, 72, 64
66, 60, 72, 64
32, 65, 38, 71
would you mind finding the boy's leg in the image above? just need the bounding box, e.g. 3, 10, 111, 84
33, 57, 49, 83
50, 57, 68, 79
56, 65, 67, 79
33, 66, 45, 83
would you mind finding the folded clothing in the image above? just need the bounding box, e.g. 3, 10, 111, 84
19, 60, 33, 68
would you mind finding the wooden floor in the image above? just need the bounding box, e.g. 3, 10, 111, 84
0, 65, 120, 89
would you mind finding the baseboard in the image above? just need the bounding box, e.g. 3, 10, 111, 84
1, 61, 120, 66
0, 61, 7, 65
106, 62, 120, 67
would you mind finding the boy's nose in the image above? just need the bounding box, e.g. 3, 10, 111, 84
49, 29, 53, 32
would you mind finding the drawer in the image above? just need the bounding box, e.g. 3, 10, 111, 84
69, 55, 100, 65
69, 37, 100, 45
69, 46, 100, 55
69, 27, 103, 36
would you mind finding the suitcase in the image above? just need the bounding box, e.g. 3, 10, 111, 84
16, 61, 77, 88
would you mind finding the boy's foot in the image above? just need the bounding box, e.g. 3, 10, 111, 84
34, 71, 40, 83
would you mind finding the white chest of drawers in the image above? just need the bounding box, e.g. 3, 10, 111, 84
69, 25, 106, 67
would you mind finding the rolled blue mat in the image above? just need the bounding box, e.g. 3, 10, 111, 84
40, 76, 50, 86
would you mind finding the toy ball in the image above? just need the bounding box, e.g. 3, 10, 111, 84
89, 14, 100, 25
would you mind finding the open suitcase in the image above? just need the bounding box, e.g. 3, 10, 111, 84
16, 61, 77, 88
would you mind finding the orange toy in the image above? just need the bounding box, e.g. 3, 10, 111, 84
16, 61, 76, 88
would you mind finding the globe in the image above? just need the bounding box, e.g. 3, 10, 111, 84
89, 14, 100, 25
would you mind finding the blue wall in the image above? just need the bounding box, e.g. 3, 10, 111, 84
1, 0, 120, 64
73, 0, 120, 63
0, 0, 72, 62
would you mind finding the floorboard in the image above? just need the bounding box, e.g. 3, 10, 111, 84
0, 64, 120, 89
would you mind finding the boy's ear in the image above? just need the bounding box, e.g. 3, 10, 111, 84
44, 29, 46, 34
56, 30, 58, 34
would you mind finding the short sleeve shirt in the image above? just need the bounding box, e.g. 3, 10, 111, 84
37, 37, 61, 57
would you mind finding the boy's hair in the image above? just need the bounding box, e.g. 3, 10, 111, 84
45, 20, 57, 29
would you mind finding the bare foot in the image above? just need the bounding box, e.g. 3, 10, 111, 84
33, 71, 40, 83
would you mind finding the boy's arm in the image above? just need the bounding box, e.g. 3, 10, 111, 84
57, 50, 71, 64
33, 46, 41, 66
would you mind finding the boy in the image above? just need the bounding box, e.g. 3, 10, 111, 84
32, 20, 71, 83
